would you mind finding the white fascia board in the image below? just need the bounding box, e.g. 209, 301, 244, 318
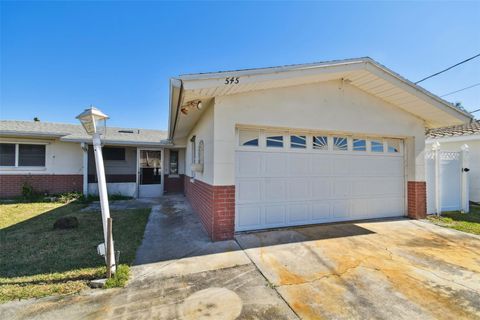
364, 61, 472, 123
168, 78, 183, 140
180, 60, 366, 91
0, 131, 66, 138
60, 137, 172, 147
426, 135, 480, 144
178, 58, 368, 81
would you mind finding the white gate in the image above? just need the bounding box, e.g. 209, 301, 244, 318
426, 143, 470, 214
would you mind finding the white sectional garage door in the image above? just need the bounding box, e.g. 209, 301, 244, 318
235, 134, 405, 231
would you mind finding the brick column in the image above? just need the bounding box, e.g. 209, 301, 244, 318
184, 176, 235, 241
407, 181, 426, 219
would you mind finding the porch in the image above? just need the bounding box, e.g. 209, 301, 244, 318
83, 144, 185, 198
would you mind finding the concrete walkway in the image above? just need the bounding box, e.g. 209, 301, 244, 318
2, 195, 296, 320
2, 195, 480, 319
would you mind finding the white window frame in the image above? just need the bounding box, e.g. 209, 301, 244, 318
0, 142, 47, 169
235, 126, 404, 156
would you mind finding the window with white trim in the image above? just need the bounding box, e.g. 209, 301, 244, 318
290, 135, 306, 149
312, 136, 328, 150
333, 137, 348, 151
266, 134, 284, 148
169, 150, 179, 174
353, 138, 366, 151
0, 143, 15, 166
386, 139, 401, 153
371, 140, 384, 152
0, 143, 46, 167
239, 130, 259, 147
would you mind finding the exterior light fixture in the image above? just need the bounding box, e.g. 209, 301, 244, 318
76, 106, 116, 276
180, 100, 202, 115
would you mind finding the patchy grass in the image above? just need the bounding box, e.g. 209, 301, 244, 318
0, 200, 150, 302
427, 204, 480, 235
105, 264, 130, 288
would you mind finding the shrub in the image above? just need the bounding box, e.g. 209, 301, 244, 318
57, 192, 83, 203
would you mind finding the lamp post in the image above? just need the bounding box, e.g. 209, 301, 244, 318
76, 106, 116, 275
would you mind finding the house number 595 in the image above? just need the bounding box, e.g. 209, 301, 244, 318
225, 77, 239, 85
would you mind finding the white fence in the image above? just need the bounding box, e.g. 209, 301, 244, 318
426, 143, 470, 215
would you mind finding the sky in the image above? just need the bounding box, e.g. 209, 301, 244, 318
1, 1, 479, 130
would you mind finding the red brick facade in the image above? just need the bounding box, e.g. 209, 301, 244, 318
164, 174, 185, 194
184, 176, 235, 241
0, 174, 83, 198
407, 181, 427, 219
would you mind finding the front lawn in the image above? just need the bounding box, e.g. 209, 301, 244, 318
0, 200, 150, 302
427, 204, 480, 235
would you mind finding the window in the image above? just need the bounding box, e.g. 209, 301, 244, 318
198, 140, 204, 165
0, 143, 46, 167
371, 140, 384, 152
169, 150, 179, 174
239, 130, 259, 147
266, 134, 284, 148
103, 147, 125, 161
18, 145, 46, 166
386, 139, 401, 153
313, 136, 328, 150
353, 139, 366, 151
190, 135, 196, 176
290, 135, 306, 149
333, 137, 348, 151
0, 143, 15, 166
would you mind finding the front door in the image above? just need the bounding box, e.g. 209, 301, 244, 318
138, 149, 163, 198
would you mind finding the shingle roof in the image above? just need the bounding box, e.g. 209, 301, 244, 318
426, 120, 480, 139
0, 120, 169, 146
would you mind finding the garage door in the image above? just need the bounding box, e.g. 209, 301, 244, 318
235, 131, 405, 231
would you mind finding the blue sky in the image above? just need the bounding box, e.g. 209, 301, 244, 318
1, 1, 479, 130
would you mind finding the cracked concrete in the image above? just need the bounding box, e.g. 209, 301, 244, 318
236, 219, 480, 319
2, 195, 480, 319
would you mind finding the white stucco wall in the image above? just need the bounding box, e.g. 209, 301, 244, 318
211, 80, 426, 185
0, 137, 83, 175
426, 138, 480, 202
185, 102, 215, 184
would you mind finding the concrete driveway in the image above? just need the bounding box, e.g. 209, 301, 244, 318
2, 195, 480, 320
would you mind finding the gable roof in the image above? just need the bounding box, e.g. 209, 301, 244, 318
426, 119, 480, 139
169, 57, 473, 140
0, 120, 169, 146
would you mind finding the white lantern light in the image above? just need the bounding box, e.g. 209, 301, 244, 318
76, 106, 109, 136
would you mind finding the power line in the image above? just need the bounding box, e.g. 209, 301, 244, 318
415, 53, 480, 84
471, 108, 480, 114
440, 82, 480, 97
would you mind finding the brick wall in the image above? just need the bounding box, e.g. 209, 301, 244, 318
164, 174, 185, 194
407, 181, 426, 219
0, 174, 83, 198
184, 176, 235, 241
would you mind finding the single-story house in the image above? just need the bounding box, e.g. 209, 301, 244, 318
168, 57, 472, 240
1, 57, 473, 241
0, 121, 185, 198
426, 120, 480, 203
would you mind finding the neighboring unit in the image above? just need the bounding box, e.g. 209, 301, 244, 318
168, 57, 472, 240
0, 121, 185, 198
426, 120, 480, 205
